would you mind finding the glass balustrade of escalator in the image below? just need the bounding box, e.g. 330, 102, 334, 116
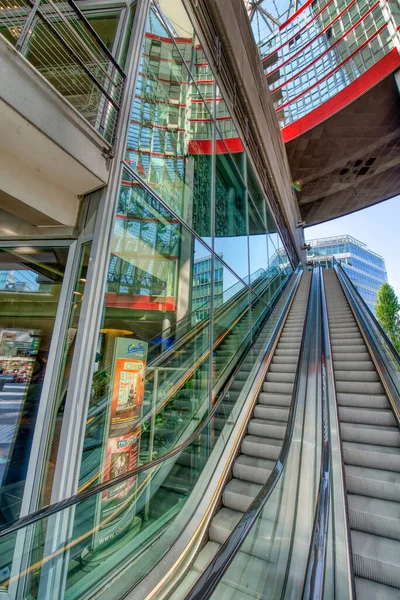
0, 270, 300, 600
79, 267, 289, 493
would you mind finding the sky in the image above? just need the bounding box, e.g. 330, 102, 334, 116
305, 196, 400, 297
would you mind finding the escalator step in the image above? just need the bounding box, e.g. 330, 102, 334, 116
333, 352, 371, 362
266, 371, 296, 384
348, 493, 400, 541
337, 392, 389, 409
339, 407, 396, 427
334, 361, 375, 371
345, 465, 400, 503
258, 392, 292, 407
233, 454, 275, 484
351, 530, 400, 588
241, 435, 282, 460
222, 478, 262, 512
263, 381, 293, 394
253, 405, 289, 421
335, 381, 384, 395
269, 362, 297, 373
355, 577, 400, 600
334, 370, 380, 383
248, 419, 286, 440
342, 441, 400, 472
340, 423, 400, 447
209, 507, 276, 562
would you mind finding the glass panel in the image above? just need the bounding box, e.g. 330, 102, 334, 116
214, 149, 249, 283
78, 171, 212, 493
39, 243, 92, 507
0, 245, 70, 521
126, 4, 214, 242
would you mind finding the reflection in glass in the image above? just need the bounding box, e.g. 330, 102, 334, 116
0, 246, 69, 523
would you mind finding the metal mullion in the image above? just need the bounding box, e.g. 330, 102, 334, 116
208, 84, 216, 415
7, 239, 80, 600
30, 2, 151, 599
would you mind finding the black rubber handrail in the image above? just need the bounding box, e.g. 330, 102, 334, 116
302, 265, 331, 600
0, 271, 301, 540
184, 269, 314, 600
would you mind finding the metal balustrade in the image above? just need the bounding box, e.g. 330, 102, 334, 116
0, 0, 125, 145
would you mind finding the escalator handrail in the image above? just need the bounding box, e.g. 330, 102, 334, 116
183, 269, 315, 600
334, 260, 400, 423
334, 257, 400, 367
302, 266, 331, 599
147, 270, 278, 370
0, 272, 301, 540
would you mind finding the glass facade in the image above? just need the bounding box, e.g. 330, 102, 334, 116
307, 234, 387, 312
0, 1, 296, 597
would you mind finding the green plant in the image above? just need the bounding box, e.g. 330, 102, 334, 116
376, 283, 400, 353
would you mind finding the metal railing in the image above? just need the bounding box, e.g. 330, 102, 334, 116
0, 0, 125, 145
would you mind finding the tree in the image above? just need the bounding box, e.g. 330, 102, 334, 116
376, 283, 400, 353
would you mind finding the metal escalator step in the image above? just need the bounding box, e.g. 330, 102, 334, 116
258, 392, 291, 407
332, 345, 367, 354
269, 362, 297, 373
263, 381, 293, 394
334, 370, 379, 383
348, 493, 400, 541
233, 455, 275, 484
248, 419, 286, 440
343, 441, 400, 472
341, 423, 400, 447
336, 381, 384, 395
355, 577, 400, 600
222, 479, 262, 512
276, 342, 300, 351
334, 361, 375, 371
209, 507, 276, 562
337, 393, 389, 409
272, 355, 298, 364
274, 348, 299, 356
254, 405, 289, 422
339, 407, 397, 427
351, 530, 400, 588
333, 352, 371, 362
266, 371, 296, 384
241, 435, 282, 460
345, 465, 400, 503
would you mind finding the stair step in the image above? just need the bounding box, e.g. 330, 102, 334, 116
209, 507, 276, 562
233, 454, 275, 484
351, 530, 400, 588
343, 441, 400, 472
345, 465, 400, 503
341, 423, 400, 447
335, 381, 384, 395
258, 392, 291, 407
355, 577, 400, 599
337, 393, 389, 409
222, 479, 262, 512
269, 363, 297, 373
339, 407, 396, 427
248, 419, 286, 440
254, 405, 289, 422
263, 381, 293, 394
241, 435, 282, 460
334, 361, 375, 371
266, 371, 296, 384
348, 494, 400, 541
335, 370, 379, 383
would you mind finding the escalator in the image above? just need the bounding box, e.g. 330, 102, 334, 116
172, 272, 311, 597
324, 268, 400, 599
2, 263, 400, 600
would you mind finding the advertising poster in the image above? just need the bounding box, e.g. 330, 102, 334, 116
92, 338, 148, 553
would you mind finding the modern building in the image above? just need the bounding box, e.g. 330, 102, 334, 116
248, 0, 400, 225
0, 0, 399, 598
307, 234, 388, 312
192, 255, 224, 323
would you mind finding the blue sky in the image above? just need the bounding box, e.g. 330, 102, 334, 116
305, 196, 400, 297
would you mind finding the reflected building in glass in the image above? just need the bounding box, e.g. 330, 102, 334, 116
0, 0, 304, 597
307, 234, 388, 313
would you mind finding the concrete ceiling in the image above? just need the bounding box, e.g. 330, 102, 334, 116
286, 73, 400, 225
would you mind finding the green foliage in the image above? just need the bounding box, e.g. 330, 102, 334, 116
376, 283, 400, 353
